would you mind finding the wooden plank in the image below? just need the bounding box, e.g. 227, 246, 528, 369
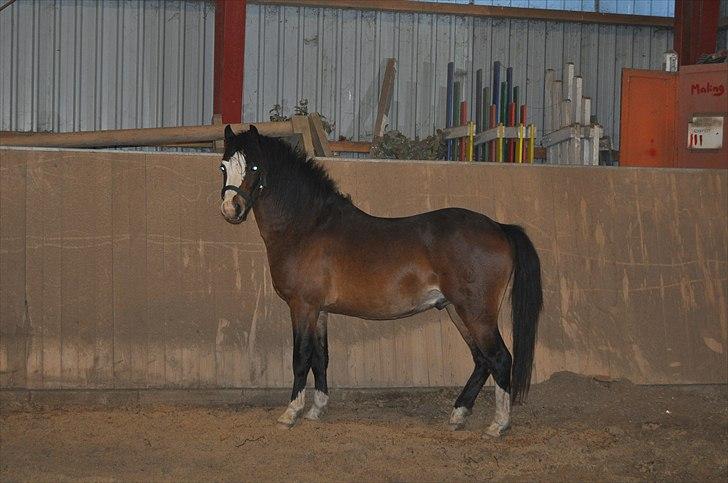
308, 113, 333, 157
0, 121, 295, 148
250, 1, 675, 27
0, 151, 27, 388
373, 58, 397, 140
111, 154, 148, 387
330, 140, 371, 154
291, 115, 316, 158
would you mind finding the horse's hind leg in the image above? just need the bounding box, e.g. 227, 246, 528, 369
484, 325, 513, 437
447, 303, 512, 437
445, 305, 490, 430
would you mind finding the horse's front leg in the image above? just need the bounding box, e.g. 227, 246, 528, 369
304, 312, 329, 420
277, 303, 318, 429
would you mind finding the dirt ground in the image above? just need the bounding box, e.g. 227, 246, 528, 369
1, 372, 726, 482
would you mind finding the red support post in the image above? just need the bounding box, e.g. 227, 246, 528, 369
674, 0, 719, 66
459, 101, 468, 161
214, 0, 246, 124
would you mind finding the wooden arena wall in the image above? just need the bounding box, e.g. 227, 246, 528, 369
1, 148, 726, 391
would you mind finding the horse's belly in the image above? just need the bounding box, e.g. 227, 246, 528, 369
327, 288, 448, 321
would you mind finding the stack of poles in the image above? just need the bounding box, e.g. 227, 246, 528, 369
445, 61, 534, 162
543, 62, 599, 165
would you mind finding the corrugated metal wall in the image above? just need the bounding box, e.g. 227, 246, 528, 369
243, 5, 673, 149
423, 0, 675, 17
0, 0, 215, 133
1, 1, 675, 150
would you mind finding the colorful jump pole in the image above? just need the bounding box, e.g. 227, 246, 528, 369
492, 61, 501, 124
517, 124, 524, 163
496, 124, 504, 162
483, 86, 490, 161
446, 62, 454, 161
453, 82, 461, 160
468, 122, 475, 162
459, 101, 468, 161
508, 103, 515, 162
489, 104, 496, 162
520, 104, 528, 161
475, 69, 482, 162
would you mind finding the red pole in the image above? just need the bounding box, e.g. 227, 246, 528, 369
507, 102, 515, 163
674, 0, 719, 65
213, 0, 246, 124
489, 104, 496, 162
459, 101, 468, 161
520, 104, 528, 161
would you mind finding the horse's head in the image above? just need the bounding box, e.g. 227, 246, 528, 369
219, 124, 266, 224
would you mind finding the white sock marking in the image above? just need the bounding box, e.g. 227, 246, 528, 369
304, 390, 329, 420
278, 390, 305, 426
486, 384, 511, 437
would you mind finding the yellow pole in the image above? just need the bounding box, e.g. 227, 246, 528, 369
496, 124, 504, 162
528, 124, 535, 163
516, 124, 524, 163
467, 122, 475, 161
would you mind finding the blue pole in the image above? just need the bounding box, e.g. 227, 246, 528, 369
446, 62, 454, 161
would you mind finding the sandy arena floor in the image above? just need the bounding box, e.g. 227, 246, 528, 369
1, 373, 726, 482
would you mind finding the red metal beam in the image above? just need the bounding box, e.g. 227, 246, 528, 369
674, 0, 719, 66
213, 0, 246, 124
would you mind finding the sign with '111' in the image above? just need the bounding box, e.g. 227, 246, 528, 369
687, 116, 724, 150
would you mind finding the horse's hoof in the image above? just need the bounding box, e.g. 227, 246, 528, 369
277, 419, 296, 430
303, 407, 323, 420
448, 407, 471, 431
277, 413, 298, 429
485, 422, 509, 438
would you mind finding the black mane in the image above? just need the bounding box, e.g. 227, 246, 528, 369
238, 132, 352, 221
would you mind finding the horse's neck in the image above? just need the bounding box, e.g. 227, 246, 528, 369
252, 195, 312, 252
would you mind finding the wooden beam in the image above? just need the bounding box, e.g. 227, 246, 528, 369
330, 140, 371, 154
291, 115, 316, 158
308, 113, 333, 157
0, 121, 294, 148
373, 58, 397, 140
213, 0, 246, 123
249, 0, 674, 27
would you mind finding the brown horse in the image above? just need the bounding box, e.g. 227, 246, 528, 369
219, 125, 542, 436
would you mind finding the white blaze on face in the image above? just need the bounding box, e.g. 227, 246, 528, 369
221, 151, 247, 202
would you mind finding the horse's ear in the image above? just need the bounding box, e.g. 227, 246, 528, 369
248, 124, 259, 138
224, 124, 235, 140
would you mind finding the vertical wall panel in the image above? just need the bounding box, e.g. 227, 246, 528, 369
0, 0, 215, 133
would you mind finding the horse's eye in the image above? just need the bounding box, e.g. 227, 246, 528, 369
252, 166, 258, 171
220, 165, 225, 172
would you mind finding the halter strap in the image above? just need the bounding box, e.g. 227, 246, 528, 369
221, 171, 266, 221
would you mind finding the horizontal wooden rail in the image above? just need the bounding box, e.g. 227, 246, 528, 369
330, 140, 372, 153
0, 122, 293, 149
250, 0, 674, 27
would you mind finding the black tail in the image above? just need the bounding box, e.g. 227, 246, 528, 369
499, 223, 543, 404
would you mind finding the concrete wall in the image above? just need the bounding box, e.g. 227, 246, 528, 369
1, 148, 726, 391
